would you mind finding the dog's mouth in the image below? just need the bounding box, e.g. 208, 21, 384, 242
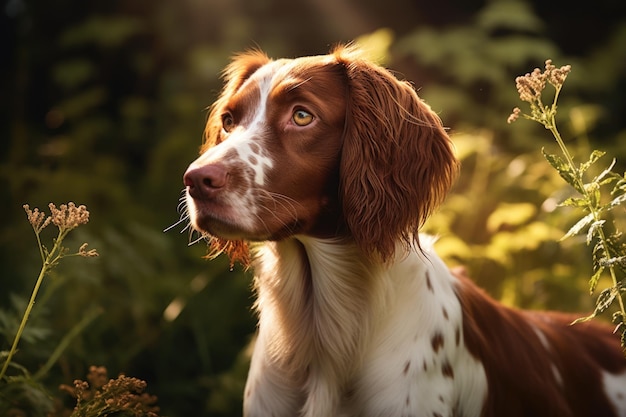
187, 190, 312, 244
186, 195, 253, 241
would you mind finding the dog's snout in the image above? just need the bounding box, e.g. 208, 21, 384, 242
184, 164, 228, 199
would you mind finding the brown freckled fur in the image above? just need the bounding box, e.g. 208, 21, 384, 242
425, 271, 434, 292
454, 270, 626, 417
441, 359, 454, 379
431, 332, 444, 353
403, 360, 411, 375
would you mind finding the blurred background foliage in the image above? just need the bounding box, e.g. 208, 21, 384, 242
1, 0, 625, 415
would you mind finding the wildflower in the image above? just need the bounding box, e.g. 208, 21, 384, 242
61, 366, 160, 416
79, 243, 99, 258
515, 67, 546, 103
509, 59, 572, 131
544, 59, 571, 88
507, 107, 521, 124
509, 59, 626, 353
86, 365, 108, 389
23, 204, 52, 233
49, 202, 90, 232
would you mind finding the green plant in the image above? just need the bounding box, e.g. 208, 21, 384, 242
509, 60, 626, 350
1, 204, 162, 416
0, 203, 98, 381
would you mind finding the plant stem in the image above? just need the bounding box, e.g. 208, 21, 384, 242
0, 230, 65, 380
547, 120, 582, 191
547, 112, 626, 322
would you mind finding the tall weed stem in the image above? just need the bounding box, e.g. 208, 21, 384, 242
0, 203, 96, 380
509, 60, 626, 351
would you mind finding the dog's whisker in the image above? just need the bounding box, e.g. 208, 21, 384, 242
163, 217, 187, 233
188, 233, 207, 246
178, 221, 192, 234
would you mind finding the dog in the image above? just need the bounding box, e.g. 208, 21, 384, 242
182, 45, 626, 417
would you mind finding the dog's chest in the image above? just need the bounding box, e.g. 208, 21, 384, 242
248, 239, 488, 417
338, 256, 487, 416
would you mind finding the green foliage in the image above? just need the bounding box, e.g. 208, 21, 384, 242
510, 60, 626, 348
395, 0, 559, 151
2, 0, 625, 415
422, 130, 578, 309
0, 367, 53, 417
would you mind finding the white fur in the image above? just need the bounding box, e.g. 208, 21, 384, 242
244, 236, 487, 417
603, 369, 626, 417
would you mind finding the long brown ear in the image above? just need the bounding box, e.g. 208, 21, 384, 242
334, 46, 459, 262
202, 50, 271, 151
201, 50, 271, 266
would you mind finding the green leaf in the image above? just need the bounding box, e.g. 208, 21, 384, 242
599, 256, 626, 269
612, 175, 626, 194
586, 220, 605, 245
595, 287, 617, 315
580, 150, 606, 173
542, 149, 569, 174
559, 197, 589, 208
560, 213, 594, 241
607, 193, 626, 210
571, 314, 595, 325
586, 182, 601, 209
543, 149, 583, 192
574, 287, 618, 324
593, 239, 605, 257
589, 266, 604, 294
592, 157, 616, 182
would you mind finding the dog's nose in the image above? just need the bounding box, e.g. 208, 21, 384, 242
184, 164, 228, 199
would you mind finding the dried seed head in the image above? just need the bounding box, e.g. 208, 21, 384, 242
545, 59, 571, 87
87, 365, 109, 390
515, 67, 547, 103
23, 204, 52, 233
509, 59, 571, 126
507, 107, 521, 124
49, 202, 90, 231
79, 242, 99, 257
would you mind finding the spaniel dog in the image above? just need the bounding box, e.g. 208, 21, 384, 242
182, 46, 626, 417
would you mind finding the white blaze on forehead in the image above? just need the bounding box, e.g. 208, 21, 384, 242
235, 62, 279, 185
190, 61, 281, 186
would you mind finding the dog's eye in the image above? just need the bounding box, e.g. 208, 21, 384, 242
292, 109, 314, 126
222, 113, 235, 133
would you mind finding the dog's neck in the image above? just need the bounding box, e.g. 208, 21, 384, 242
251, 237, 384, 382
247, 236, 486, 416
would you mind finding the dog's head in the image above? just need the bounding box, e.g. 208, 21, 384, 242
183, 46, 458, 263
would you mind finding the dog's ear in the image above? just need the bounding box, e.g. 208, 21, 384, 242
203, 50, 271, 151
334, 46, 459, 262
